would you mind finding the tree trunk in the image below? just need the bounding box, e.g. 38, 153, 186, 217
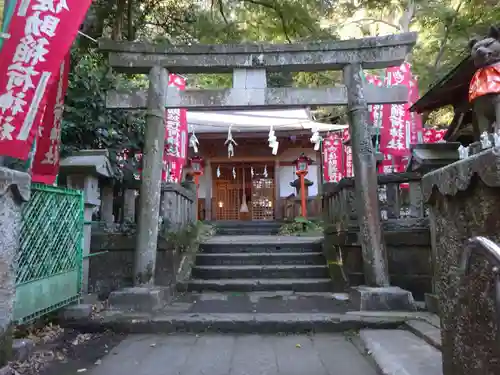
127, 0, 134, 41
112, 0, 127, 41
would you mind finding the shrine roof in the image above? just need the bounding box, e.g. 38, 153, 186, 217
187, 109, 348, 133
409, 54, 474, 113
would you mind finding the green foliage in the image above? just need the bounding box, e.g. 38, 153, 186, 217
61, 0, 500, 159
161, 221, 215, 253
62, 48, 146, 180
279, 216, 323, 235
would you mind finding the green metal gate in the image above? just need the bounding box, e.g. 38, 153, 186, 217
14, 184, 84, 323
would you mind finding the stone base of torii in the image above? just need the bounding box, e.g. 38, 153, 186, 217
98, 33, 418, 311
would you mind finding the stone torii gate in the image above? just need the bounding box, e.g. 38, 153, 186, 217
98, 33, 417, 289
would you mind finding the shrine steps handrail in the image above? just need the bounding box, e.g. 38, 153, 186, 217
459, 236, 500, 341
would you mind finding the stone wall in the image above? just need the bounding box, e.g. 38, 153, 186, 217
327, 224, 431, 300
323, 173, 432, 299
88, 230, 181, 298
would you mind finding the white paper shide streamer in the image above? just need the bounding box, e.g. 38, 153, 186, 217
310, 128, 322, 151
268, 126, 279, 155
189, 125, 199, 153
225, 125, 238, 158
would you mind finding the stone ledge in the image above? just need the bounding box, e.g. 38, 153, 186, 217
59, 312, 407, 334
0, 167, 31, 202
349, 286, 416, 312
108, 287, 173, 313
161, 182, 195, 202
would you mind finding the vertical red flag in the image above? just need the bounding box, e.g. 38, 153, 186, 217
378, 153, 394, 174
342, 128, 353, 177
379, 63, 412, 157
408, 76, 423, 145
365, 74, 383, 128
32, 53, 70, 184
0, 0, 93, 160
163, 74, 188, 183
323, 133, 344, 183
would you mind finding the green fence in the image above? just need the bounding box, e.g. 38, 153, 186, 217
14, 184, 84, 324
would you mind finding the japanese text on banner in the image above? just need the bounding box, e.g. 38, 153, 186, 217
31, 53, 70, 184
323, 133, 344, 183
365, 74, 383, 128
0, 0, 93, 160
408, 76, 423, 144
163, 74, 188, 183
342, 128, 353, 177
379, 63, 412, 157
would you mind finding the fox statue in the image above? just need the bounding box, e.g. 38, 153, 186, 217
468, 25, 500, 137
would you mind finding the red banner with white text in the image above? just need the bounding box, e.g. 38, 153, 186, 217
163, 74, 188, 183
365, 74, 383, 127
342, 128, 353, 177
323, 133, 344, 183
0, 0, 93, 160
379, 63, 412, 157
31, 53, 70, 184
408, 76, 423, 145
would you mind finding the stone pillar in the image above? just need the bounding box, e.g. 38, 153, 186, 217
100, 185, 114, 225
421, 148, 500, 375
343, 63, 389, 287
123, 189, 136, 223
66, 174, 100, 295
134, 66, 168, 285
0, 167, 30, 366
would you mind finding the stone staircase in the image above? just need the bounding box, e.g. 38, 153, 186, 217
188, 235, 333, 293
60, 221, 445, 375
209, 220, 282, 236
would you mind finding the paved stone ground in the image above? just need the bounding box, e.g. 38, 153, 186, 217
86, 333, 378, 375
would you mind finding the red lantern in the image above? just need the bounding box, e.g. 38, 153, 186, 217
189, 156, 204, 176
189, 156, 204, 221
292, 153, 313, 218
293, 153, 313, 175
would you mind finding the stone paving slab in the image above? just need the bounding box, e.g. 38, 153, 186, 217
169, 291, 349, 314
404, 319, 442, 349
86, 333, 379, 375
63, 311, 407, 334
360, 329, 443, 375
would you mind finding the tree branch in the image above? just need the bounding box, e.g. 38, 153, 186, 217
341, 18, 401, 31
431, 0, 464, 79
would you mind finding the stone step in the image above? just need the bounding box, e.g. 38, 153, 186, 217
195, 252, 325, 266
359, 329, 443, 375
404, 319, 442, 350
200, 241, 321, 254
187, 278, 333, 292
192, 265, 329, 279
216, 228, 280, 235
61, 311, 407, 334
